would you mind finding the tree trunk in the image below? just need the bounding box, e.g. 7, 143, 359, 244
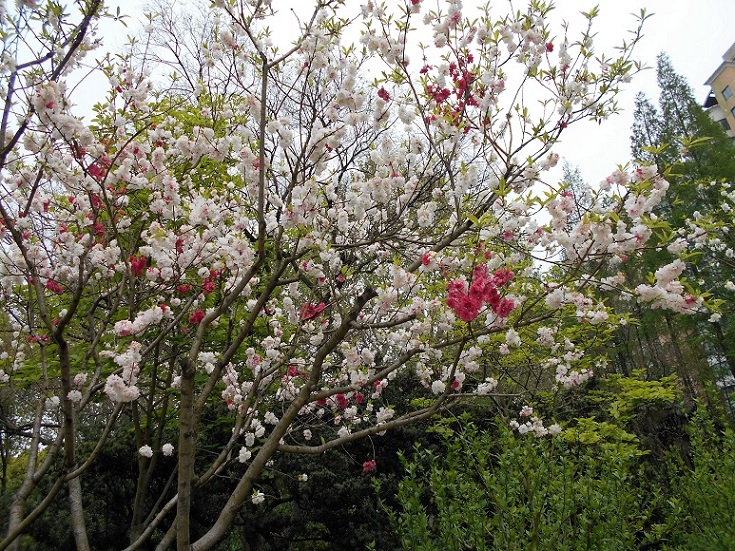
713, 321, 735, 380
664, 314, 696, 401
176, 358, 197, 550
68, 476, 91, 551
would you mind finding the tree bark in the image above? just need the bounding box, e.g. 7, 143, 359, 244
713, 321, 735, 380
176, 358, 197, 550
67, 476, 90, 551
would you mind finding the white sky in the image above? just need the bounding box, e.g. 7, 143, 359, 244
548, 0, 735, 184
98, 0, 735, 185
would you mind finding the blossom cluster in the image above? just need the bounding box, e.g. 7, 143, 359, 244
446, 264, 516, 322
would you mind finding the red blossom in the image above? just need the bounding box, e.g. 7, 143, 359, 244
45, 280, 64, 295
299, 302, 326, 321
447, 277, 482, 321
87, 164, 105, 182
188, 310, 206, 324
546, 42, 554, 53
362, 460, 377, 473
202, 279, 216, 294
177, 284, 191, 294
377, 87, 391, 102
427, 84, 451, 104
129, 255, 147, 277
483, 286, 500, 308
335, 393, 348, 409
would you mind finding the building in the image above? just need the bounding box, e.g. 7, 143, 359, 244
705, 42, 735, 139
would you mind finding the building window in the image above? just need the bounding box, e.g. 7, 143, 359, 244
731, 106, 735, 119
725, 86, 734, 100
720, 118, 732, 131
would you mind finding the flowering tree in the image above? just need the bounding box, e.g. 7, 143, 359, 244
0, 0, 710, 549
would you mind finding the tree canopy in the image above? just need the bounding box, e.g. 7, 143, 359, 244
0, 1, 724, 549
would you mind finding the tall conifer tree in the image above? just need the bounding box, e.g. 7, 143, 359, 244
628, 53, 735, 391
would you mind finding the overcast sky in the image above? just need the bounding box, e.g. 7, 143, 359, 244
547, 0, 735, 183
101, 0, 735, 185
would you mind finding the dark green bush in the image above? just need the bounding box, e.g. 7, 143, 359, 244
662, 411, 735, 550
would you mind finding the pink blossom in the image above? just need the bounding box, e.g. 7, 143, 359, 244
447, 265, 515, 322
362, 460, 376, 473
447, 289, 482, 322
202, 279, 216, 294
114, 320, 135, 337
493, 298, 516, 318
472, 264, 489, 280
492, 268, 514, 287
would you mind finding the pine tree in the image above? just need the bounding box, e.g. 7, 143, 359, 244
560, 161, 590, 230
635, 54, 735, 184
631, 92, 662, 165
